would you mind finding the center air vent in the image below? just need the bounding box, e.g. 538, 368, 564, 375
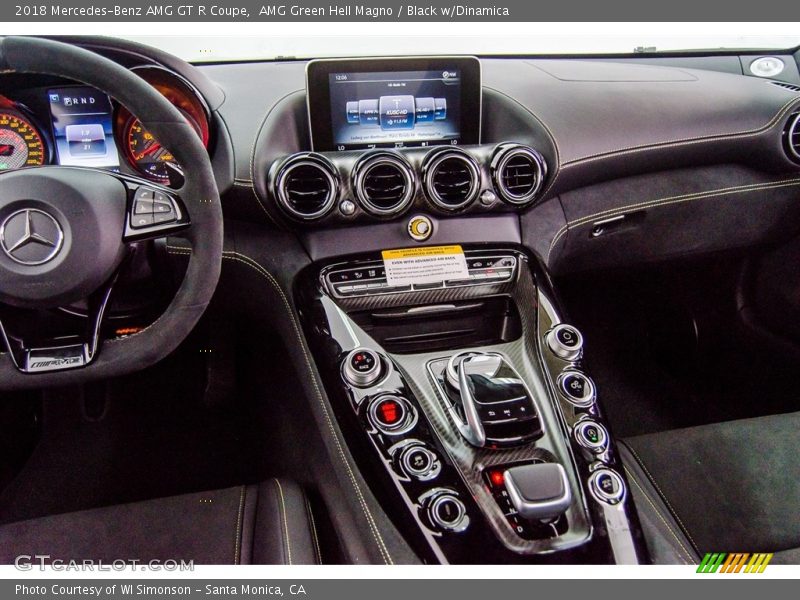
784, 112, 800, 164
275, 154, 338, 220
492, 144, 547, 206
354, 153, 415, 216
423, 151, 480, 210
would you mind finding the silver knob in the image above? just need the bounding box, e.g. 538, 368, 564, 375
588, 468, 626, 505
545, 324, 584, 361
504, 463, 572, 521
427, 491, 469, 533
342, 347, 382, 387
556, 370, 596, 408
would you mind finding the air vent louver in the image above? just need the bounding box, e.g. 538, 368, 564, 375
424, 152, 480, 210
770, 80, 800, 93
492, 145, 547, 206
784, 112, 800, 163
355, 154, 415, 216
275, 156, 337, 220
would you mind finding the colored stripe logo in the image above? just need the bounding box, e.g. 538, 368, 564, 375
697, 553, 773, 573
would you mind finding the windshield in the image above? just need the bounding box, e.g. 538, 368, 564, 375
121, 32, 800, 63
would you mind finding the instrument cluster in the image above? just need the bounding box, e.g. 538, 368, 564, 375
0, 65, 211, 187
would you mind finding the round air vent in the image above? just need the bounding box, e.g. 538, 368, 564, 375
274, 154, 338, 220
491, 144, 547, 206
353, 153, 415, 216
423, 150, 480, 211
784, 112, 800, 164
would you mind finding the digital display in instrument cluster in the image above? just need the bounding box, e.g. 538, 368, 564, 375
329, 69, 462, 150
47, 86, 120, 169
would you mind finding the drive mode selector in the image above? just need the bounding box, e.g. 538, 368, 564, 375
343, 347, 383, 387
557, 370, 596, 408
367, 394, 417, 435
545, 324, 584, 361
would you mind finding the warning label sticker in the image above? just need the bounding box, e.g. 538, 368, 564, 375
381, 245, 469, 286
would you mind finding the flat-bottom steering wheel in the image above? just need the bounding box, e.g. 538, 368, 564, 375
0, 37, 223, 390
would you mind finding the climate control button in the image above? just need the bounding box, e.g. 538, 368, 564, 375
546, 324, 584, 361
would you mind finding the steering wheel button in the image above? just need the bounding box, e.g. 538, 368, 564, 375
134, 199, 155, 214
153, 212, 177, 224
131, 213, 155, 228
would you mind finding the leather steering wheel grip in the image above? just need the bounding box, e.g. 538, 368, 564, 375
0, 36, 223, 390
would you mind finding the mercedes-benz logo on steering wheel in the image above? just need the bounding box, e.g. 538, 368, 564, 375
0, 208, 64, 266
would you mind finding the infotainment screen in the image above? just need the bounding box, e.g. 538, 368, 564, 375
307, 57, 481, 151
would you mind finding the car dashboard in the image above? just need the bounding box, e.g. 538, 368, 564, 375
2, 36, 800, 565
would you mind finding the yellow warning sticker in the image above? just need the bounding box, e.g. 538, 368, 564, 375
381, 245, 469, 286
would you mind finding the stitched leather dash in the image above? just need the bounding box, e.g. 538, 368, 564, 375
546, 176, 800, 263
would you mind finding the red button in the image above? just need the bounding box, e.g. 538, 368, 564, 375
378, 399, 401, 425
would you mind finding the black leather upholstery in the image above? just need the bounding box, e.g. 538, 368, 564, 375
620, 412, 800, 565
0, 479, 320, 565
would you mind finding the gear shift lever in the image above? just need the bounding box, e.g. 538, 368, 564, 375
504, 463, 572, 521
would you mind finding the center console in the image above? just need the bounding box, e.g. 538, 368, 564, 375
284, 55, 645, 564
295, 246, 647, 564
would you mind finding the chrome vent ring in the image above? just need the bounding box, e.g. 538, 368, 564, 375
424, 150, 481, 211
354, 153, 416, 216
274, 155, 338, 220
492, 144, 547, 206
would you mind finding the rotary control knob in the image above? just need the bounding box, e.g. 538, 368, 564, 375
396, 442, 441, 482
557, 370, 596, 408
588, 468, 626, 505
545, 324, 584, 361
423, 490, 469, 533
367, 394, 416, 435
342, 347, 383, 387
573, 419, 608, 453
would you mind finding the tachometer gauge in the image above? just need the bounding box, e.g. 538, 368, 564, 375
124, 117, 186, 184
0, 112, 45, 171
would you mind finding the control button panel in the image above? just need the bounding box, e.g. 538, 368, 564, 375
557, 370, 596, 408
588, 468, 626, 505
422, 489, 469, 533
574, 419, 608, 453
130, 187, 179, 229
324, 252, 516, 298
367, 394, 417, 435
342, 347, 383, 387
545, 323, 584, 361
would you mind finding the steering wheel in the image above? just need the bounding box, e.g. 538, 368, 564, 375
0, 37, 223, 390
